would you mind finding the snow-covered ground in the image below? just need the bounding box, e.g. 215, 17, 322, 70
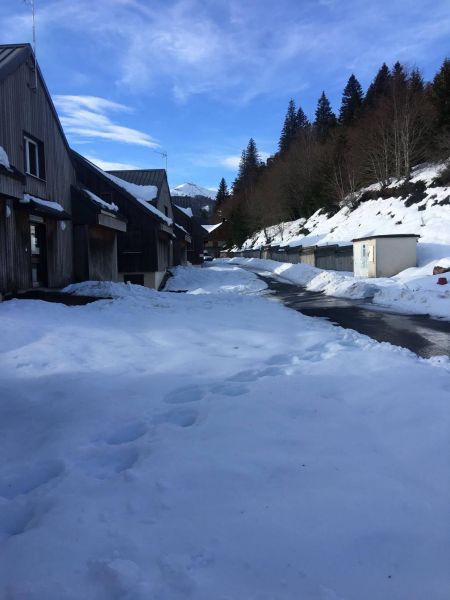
234, 162, 450, 320
242, 162, 450, 252
223, 256, 450, 320
1, 265, 449, 600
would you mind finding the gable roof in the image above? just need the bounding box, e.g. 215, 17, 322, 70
72, 151, 172, 226
107, 169, 167, 202
0, 43, 71, 154
0, 44, 30, 81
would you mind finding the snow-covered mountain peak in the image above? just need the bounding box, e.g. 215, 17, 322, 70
171, 182, 216, 200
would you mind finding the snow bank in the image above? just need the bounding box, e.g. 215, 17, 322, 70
224, 257, 450, 319
166, 264, 267, 295
63, 280, 158, 301
241, 162, 450, 256
0, 264, 449, 599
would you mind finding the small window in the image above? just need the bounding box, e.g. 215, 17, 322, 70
24, 134, 45, 180
164, 206, 169, 217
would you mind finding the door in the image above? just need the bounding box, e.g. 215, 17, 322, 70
30, 221, 48, 287
361, 243, 368, 270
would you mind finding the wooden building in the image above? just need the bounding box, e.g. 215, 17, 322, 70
202, 221, 228, 258
73, 157, 175, 289
0, 43, 74, 296
172, 204, 207, 265
71, 186, 127, 282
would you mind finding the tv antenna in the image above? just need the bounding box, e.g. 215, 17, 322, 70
23, 0, 38, 90
153, 149, 168, 171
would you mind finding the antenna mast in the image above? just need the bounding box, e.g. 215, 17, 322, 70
153, 149, 168, 171
24, 0, 37, 90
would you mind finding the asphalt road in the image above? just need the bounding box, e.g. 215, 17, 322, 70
258, 274, 450, 359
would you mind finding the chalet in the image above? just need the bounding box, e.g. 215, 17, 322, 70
0, 43, 75, 296
202, 221, 228, 258
0, 43, 125, 298
71, 186, 127, 282
173, 204, 207, 265
73, 158, 175, 289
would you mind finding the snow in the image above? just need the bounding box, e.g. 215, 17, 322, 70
83, 188, 119, 212
174, 204, 194, 218
241, 162, 450, 252
202, 222, 222, 234
166, 264, 268, 295
104, 171, 158, 203
171, 182, 216, 200
85, 161, 173, 226
20, 193, 64, 213
233, 161, 450, 320
174, 222, 189, 235
0, 264, 449, 599
0, 145, 11, 170
224, 256, 450, 320
102, 171, 173, 226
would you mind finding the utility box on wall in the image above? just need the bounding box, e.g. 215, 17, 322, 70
353, 234, 419, 278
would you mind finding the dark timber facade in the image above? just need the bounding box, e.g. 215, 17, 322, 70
0, 44, 75, 296
73, 159, 175, 289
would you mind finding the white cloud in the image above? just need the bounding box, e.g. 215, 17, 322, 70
221, 155, 241, 170
4, 0, 450, 103
83, 155, 140, 171
54, 95, 158, 148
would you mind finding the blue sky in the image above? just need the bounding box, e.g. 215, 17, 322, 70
1, 0, 449, 190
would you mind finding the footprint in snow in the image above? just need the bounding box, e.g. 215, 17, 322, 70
163, 385, 206, 404
211, 382, 249, 397
0, 459, 65, 500
82, 446, 140, 480
105, 421, 148, 445
154, 407, 200, 428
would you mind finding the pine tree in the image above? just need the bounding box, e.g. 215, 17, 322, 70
339, 74, 364, 126
364, 63, 391, 107
409, 68, 424, 93
215, 177, 229, 205
296, 106, 310, 130
431, 58, 450, 129
314, 92, 336, 141
278, 99, 298, 154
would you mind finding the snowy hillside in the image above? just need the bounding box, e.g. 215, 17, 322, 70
242, 162, 450, 255
171, 182, 216, 200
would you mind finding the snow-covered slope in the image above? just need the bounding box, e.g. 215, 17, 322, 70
171, 182, 216, 199
242, 162, 450, 255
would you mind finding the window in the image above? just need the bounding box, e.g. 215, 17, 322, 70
24, 134, 45, 180
164, 206, 169, 217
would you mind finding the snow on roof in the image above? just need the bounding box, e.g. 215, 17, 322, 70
83, 188, 119, 213
202, 223, 222, 234
20, 193, 64, 212
0, 145, 11, 170
103, 171, 158, 203
174, 204, 193, 218
89, 161, 173, 226
175, 222, 189, 235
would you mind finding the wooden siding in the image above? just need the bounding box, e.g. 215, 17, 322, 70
0, 59, 75, 292
74, 158, 160, 274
